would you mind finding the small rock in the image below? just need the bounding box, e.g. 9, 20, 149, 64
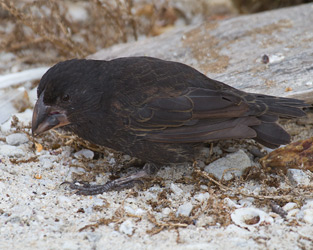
297, 200, 313, 223
224, 198, 241, 209
287, 169, 310, 186
119, 219, 134, 236
176, 202, 193, 217
303, 209, 313, 224
283, 202, 297, 212
204, 150, 251, 181
6, 133, 29, 146
170, 183, 183, 196
305, 200, 313, 209
238, 198, 254, 207
0, 145, 24, 157
194, 193, 210, 203
162, 207, 171, 216
212, 146, 223, 155
287, 209, 300, 218
74, 149, 94, 159
65, 2, 89, 22
124, 206, 145, 216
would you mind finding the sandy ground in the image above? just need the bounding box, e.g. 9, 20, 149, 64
1, 71, 313, 249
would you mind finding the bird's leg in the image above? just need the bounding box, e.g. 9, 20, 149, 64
63, 163, 161, 195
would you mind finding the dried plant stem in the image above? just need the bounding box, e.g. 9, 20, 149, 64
0, 0, 89, 57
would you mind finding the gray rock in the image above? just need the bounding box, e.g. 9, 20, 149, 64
287, 169, 310, 186
193, 193, 210, 203
176, 202, 193, 217
6, 133, 29, 146
204, 150, 251, 181
170, 183, 184, 196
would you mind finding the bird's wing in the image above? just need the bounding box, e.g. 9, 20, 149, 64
128, 87, 261, 143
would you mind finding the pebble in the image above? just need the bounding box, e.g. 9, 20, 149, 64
73, 149, 94, 160
124, 206, 145, 216
297, 200, 313, 224
176, 202, 193, 217
170, 183, 183, 196
224, 198, 241, 209
0, 144, 24, 157
287, 209, 300, 218
193, 193, 210, 203
119, 219, 134, 236
204, 150, 251, 181
283, 202, 297, 212
303, 209, 313, 224
162, 207, 171, 216
305, 200, 313, 209
286, 169, 310, 186
6, 133, 29, 146
65, 2, 89, 22
238, 198, 254, 207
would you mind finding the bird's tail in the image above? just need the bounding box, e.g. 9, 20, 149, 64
249, 94, 309, 148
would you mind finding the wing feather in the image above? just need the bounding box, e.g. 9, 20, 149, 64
128, 87, 254, 142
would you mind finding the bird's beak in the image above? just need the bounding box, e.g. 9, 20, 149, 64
32, 92, 70, 136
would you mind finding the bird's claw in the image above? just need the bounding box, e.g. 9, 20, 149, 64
61, 179, 144, 195
60, 163, 160, 195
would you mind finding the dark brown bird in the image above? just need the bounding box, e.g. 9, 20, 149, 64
32, 57, 308, 195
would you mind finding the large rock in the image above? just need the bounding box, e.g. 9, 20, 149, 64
89, 4, 313, 102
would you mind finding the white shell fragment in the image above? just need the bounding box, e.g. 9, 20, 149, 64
231, 208, 273, 228
268, 53, 285, 64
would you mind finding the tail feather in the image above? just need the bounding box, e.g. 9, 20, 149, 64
254, 94, 308, 117
250, 94, 310, 148
266, 105, 307, 118
252, 123, 291, 148
251, 94, 309, 148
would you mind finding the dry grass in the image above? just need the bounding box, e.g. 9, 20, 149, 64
0, 0, 184, 65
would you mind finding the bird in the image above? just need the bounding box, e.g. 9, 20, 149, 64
32, 56, 308, 195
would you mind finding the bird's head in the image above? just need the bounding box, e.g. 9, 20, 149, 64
32, 59, 109, 137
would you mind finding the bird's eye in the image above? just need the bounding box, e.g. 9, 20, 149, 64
62, 94, 70, 102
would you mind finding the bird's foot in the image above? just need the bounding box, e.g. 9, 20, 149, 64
62, 163, 160, 195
